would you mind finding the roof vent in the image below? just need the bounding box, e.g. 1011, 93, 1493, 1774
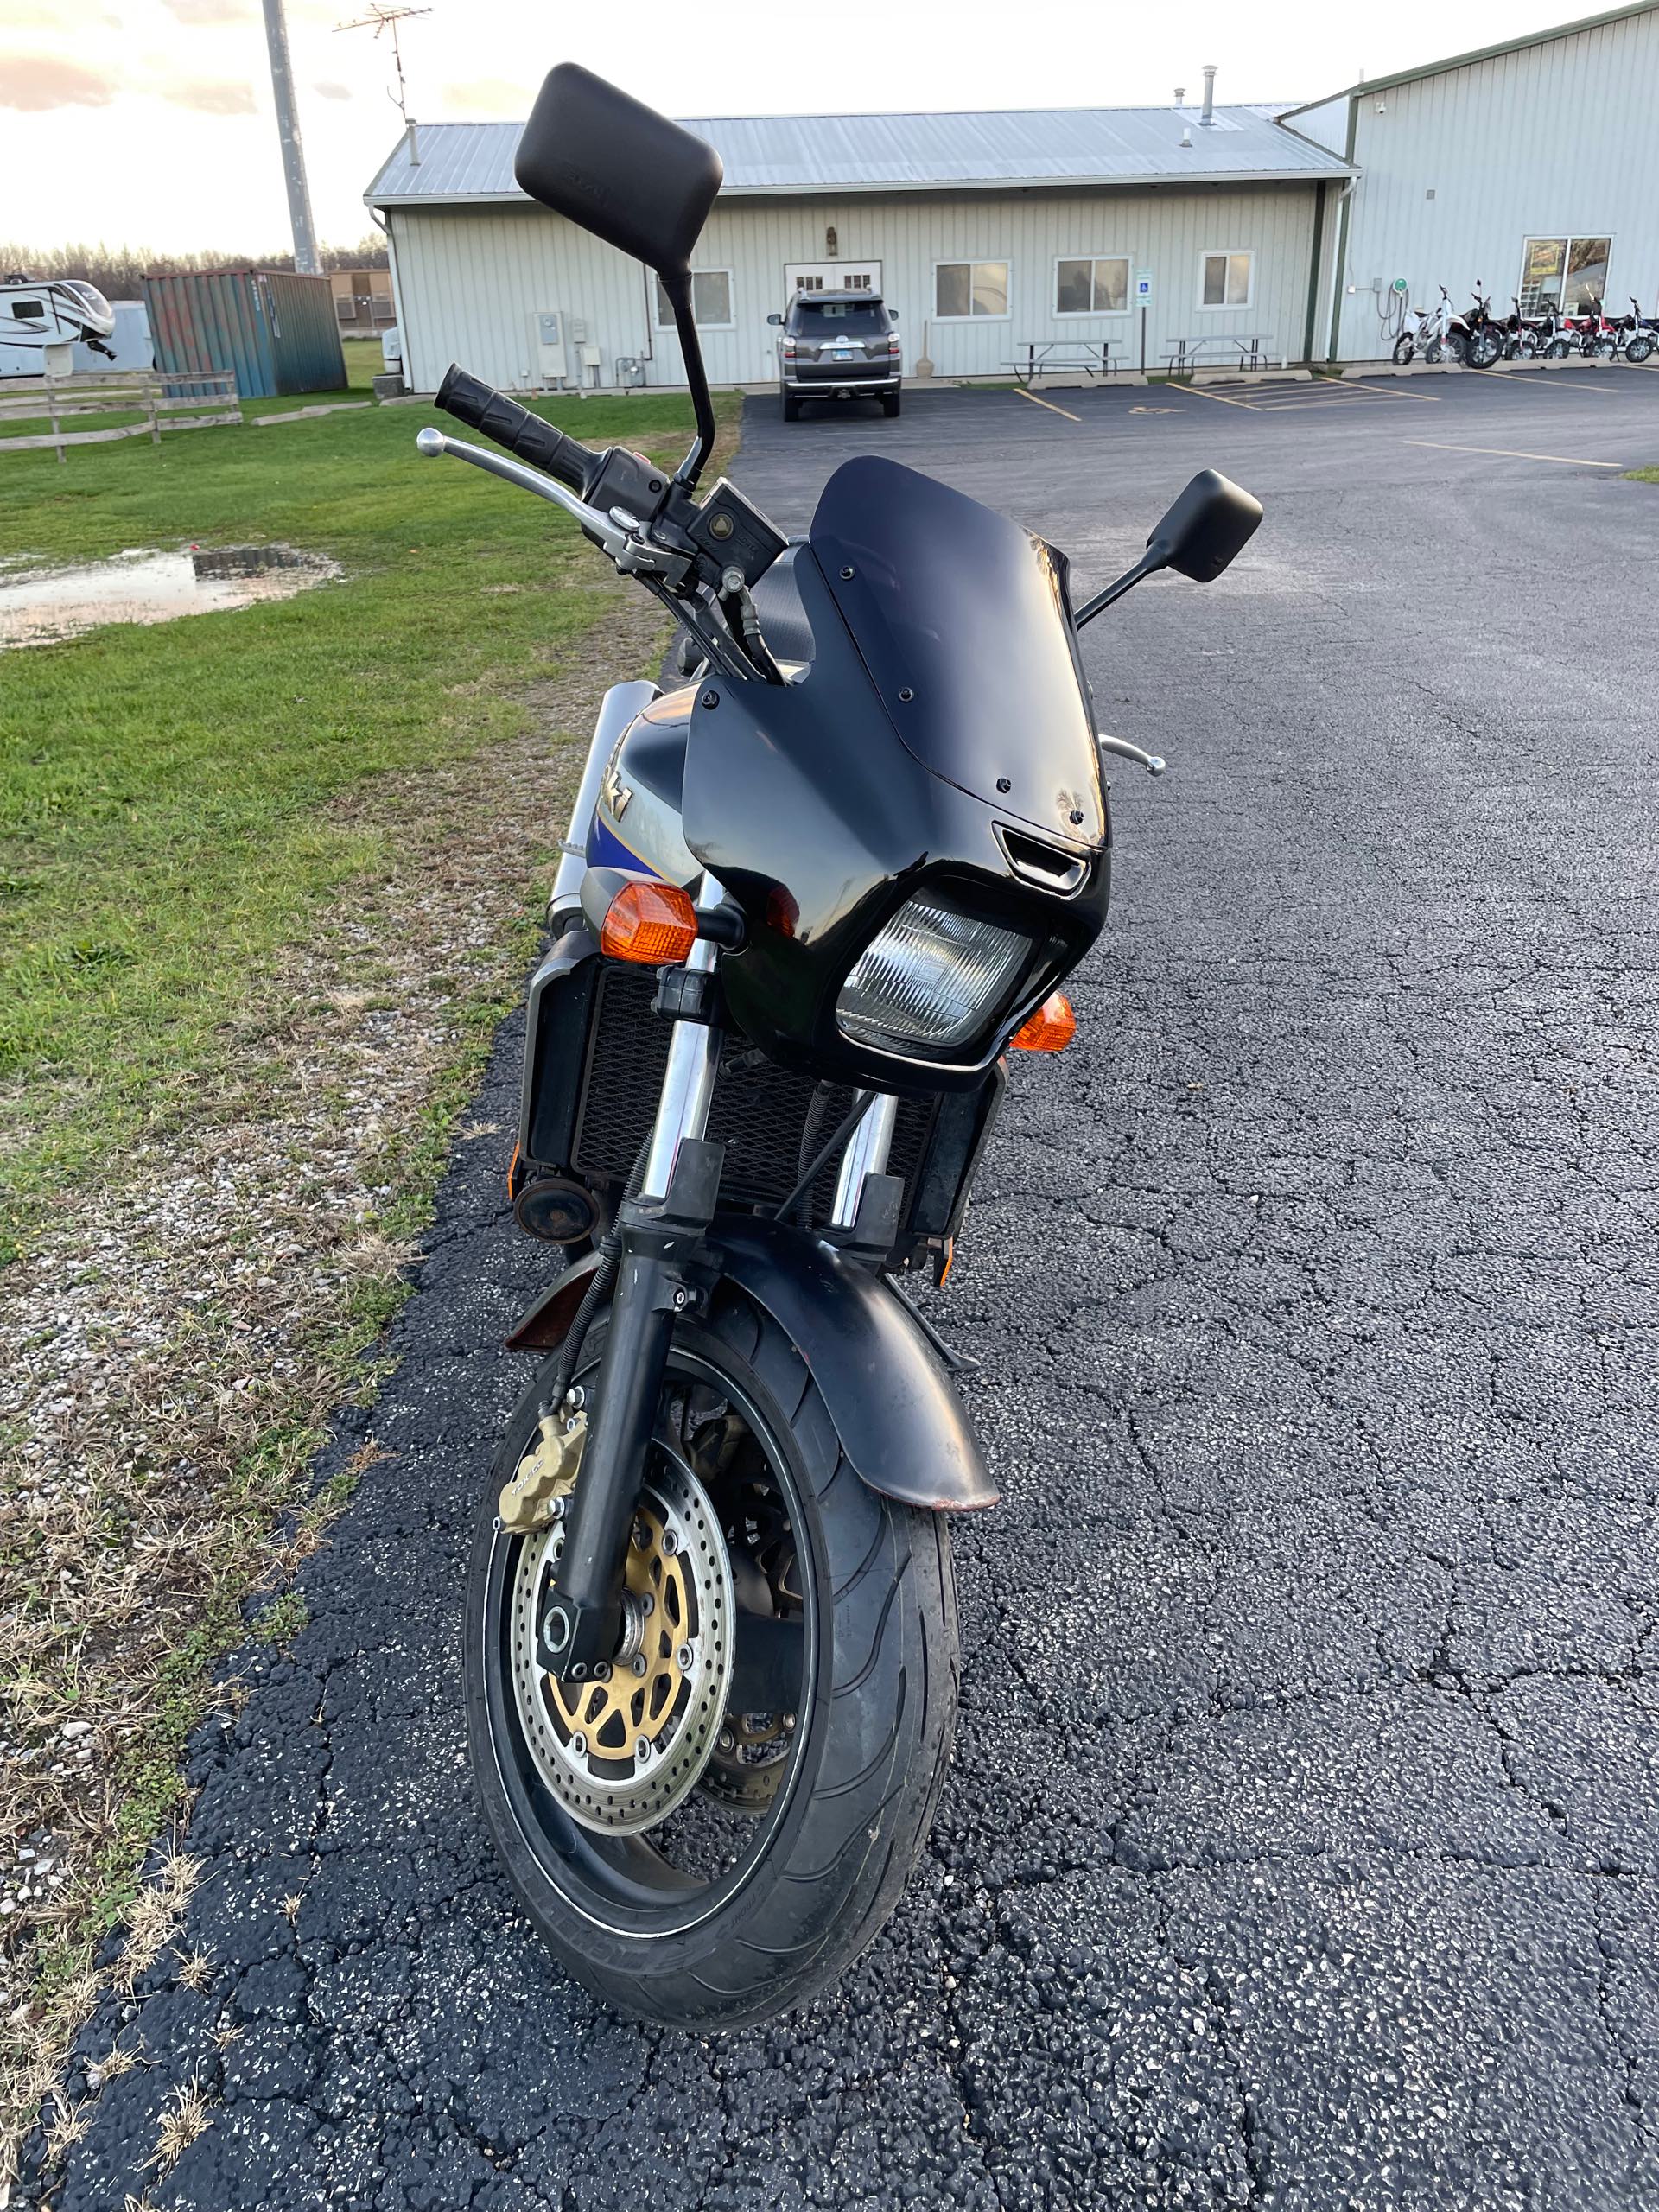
1200, 65, 1217, 124
1174, 85, 1185, 104
1179, 126, 1192, 148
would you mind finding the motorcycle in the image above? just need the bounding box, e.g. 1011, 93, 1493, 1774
1624, 299, 1657, 365
1392, 289, 1455, 365
415, 62, 1261, 2027
1449, 283, 1505, 367
1498, 296, 1548, 360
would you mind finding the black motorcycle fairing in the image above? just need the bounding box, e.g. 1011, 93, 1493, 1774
683, 543, 1109, 1095
810, 456, 1106, 847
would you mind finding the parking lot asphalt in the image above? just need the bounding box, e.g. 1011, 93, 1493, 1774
40, 369, 1659, 2211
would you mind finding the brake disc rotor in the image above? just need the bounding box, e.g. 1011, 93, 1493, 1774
508, 1446, 734, 1835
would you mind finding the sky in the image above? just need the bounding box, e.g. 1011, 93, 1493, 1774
0, 0, 1598, 255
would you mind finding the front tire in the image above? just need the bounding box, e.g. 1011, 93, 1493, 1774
464, 1289, 959, 2030
1392, 334, 1415, 365
1628, 335, 1655, 364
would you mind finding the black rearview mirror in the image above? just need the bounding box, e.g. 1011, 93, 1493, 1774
1073, 467, 1263, 628
1146, 469, 1263, 582
514, 63, 724, 488
515, 62, 722, 278
766, 312, 783, 326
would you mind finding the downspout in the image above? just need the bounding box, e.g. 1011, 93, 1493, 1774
1325, 97, 1360, 364
1301, 181, 1327, 365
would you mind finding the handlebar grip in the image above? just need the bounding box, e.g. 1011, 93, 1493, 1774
435, 363, 595, 493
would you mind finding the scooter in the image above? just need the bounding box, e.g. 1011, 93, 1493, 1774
416, 62, 1260, 2028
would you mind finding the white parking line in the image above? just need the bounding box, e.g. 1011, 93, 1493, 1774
1404, 438, 1625, 467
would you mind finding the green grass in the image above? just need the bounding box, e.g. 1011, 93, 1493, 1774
1, 388, 728, 1254
1630, 466, 1659, 482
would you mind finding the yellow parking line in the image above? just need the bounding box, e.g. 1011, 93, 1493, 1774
1014, 386, 1082, 422
1405, 438, 1624, 467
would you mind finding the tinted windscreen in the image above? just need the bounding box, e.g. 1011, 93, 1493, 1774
807, 456, 1104, 845
791, 302, 887, 335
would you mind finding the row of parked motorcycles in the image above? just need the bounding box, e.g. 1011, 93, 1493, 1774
1391, 283, 1659, 366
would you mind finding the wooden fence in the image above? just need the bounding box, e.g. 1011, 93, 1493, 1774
0, 372, 241, 461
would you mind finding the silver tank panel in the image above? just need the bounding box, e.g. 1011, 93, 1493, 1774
587, 683, 697, 887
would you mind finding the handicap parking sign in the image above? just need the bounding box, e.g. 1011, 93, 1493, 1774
1135, 269, 1154, 305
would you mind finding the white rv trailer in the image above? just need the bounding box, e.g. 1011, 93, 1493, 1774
1, 276, 117, 378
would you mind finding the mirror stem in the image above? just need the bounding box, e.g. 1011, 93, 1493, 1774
1073, 551, 1163, 630
662, 269, 716, 491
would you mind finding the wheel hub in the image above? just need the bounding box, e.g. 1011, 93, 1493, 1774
508, 1447, 733, 1834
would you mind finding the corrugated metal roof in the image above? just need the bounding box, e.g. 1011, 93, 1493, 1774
365, 103, 1350, 208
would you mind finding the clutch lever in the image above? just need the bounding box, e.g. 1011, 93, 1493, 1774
1099, 734, 1166, 777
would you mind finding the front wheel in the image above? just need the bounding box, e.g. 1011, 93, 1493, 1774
464, 1290, 959, 2029
1546, 339, 1571, 359
1471, 330, 1503, 367
1627, 335, 1655, 364
1392, 334, 1415, 365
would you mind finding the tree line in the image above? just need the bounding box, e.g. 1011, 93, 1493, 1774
0, 239, 390, 300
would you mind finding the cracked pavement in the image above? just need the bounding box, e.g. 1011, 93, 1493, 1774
32, 375, 1659, 2209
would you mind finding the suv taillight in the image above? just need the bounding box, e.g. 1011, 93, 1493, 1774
782, 340, 798, 359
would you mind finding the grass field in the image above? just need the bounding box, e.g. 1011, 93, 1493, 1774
1, 382, 738, 2172
2, 385, 721, 1255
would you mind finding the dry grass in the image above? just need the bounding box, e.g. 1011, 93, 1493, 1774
0, 580, 673, 2179
147, 2073, 212, 2174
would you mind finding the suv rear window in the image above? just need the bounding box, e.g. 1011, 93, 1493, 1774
789, 301, 888, 336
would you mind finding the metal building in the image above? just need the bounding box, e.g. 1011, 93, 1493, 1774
364, 3, 1659, 392
1287, 0, 1659, 359
365, 103, 1349, 394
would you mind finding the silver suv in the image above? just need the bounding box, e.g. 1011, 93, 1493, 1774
768, 290, 901, 421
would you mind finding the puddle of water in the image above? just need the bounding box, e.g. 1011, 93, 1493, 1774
0, 543, 341, 648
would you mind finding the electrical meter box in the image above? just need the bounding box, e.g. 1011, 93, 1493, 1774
531, 309, 568, 385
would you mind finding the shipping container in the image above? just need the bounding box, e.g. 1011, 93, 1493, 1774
142, 268, 346, 398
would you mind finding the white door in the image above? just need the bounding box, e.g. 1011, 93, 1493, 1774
783, 261, 882, 304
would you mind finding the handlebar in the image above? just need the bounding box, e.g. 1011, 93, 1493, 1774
435, 363, 597, 494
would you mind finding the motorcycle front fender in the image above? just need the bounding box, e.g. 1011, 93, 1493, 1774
505, 1214, 998, 1513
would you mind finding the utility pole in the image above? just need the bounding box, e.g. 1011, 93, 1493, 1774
262, 0, 321, 275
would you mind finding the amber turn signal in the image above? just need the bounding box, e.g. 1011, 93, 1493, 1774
600, 880, 698, 965
1009, 991, 1076, 1052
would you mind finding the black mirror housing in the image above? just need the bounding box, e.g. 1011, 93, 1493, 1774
514, 62, 722, 277
1147, 468, 1263, 583
766, 312, 783, 325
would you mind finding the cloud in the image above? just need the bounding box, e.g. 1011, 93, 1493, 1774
312, 79, 352, 100
162, 0, 256, 19
168, 77, 257, 114
0, 54, 117, 110
442, 77, 531, 118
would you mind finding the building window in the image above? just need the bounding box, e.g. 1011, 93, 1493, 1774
334, 296, 356, 326
1055, 257, 1129, 315
934, 261, 1009, 320
653, 270, 734, 329
1519, 236, 1611, 315
1198, 251, 1254, 309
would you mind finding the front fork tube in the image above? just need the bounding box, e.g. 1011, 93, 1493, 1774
541, 891, 726, 1681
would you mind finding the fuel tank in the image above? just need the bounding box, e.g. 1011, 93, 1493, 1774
585, 686, 696, 887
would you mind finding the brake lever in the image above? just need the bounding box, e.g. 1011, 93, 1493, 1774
416, 427, 687, 584
1099, 734, 1166, 777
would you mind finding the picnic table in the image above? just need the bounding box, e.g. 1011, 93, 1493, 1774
1161, 334, 1274, 377
1005, 340, 1124, 385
